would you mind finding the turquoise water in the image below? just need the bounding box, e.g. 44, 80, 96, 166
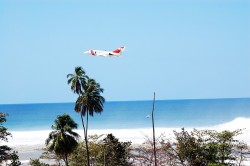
1, 98, 250, 131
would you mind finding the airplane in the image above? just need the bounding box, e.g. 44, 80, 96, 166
84, 46, 126, 57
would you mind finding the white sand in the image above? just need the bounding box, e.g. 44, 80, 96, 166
4, 117, 250, 161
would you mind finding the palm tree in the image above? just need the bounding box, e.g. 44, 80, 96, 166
67, 67, 105, 166
67, 66, 88, 95
46, 114, 80, 166
75, 78, 105, 166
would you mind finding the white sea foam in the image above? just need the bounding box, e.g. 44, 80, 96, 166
209, 117, 250, 144
5, 117, 250, 147
5, 130, 51, 146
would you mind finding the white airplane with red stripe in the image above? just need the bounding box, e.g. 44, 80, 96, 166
84, 46, 126, 57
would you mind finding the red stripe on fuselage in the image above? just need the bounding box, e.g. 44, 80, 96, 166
90, 50, 95, 56
113, 49, 121, 53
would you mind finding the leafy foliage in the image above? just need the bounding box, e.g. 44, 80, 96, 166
103, 134, 132, 166
7, 151, 21, 166
69, 134, 132, 166
0, 113, 12, 163
0, 113, 21, 165
170, 128, 249, 166
0, 145, 12, 163
131, 128, 250, 166
67, 66, 87, 95
46, 114, 79, 166
74, 78, 105, 117
0, 113, 11, 142
173, 128, 208, 165
29, 159, 50, 166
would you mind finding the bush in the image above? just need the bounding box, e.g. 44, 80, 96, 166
69, 134, 132, 166
29, 159, 49, 166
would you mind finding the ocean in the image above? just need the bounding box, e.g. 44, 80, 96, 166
1, 98, 250, 131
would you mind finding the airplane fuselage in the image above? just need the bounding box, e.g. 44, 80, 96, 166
84, 46, 125, 57
91, 50, 120, 56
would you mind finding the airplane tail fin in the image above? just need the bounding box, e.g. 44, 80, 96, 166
113, 46, 126, 54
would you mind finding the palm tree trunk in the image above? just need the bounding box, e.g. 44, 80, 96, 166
81, 114, 86, 137
85, 110, 90, 166
80, 114, 90, 166
86, 110, 89, 137
65, 154, 69, 166
81, 110, 90, 166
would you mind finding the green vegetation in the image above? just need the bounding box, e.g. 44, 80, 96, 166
132, 128, 250, 166
0, 112, 21, 165
0, 112, 12, 163
29, 159, 50, 166
69, 134, 132, 166
67, 66, 105, 166
102, 134, 132, 166
6, 151, 21, 166
42, 121, 250, 165
45, 114, 79, 166
172, 128, 245, 165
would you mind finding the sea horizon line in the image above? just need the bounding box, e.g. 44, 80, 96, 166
1, 97, 250, 106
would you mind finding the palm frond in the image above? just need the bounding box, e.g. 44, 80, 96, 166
45, 114, 79, 157
66, 74, 74, 79
67, 77, 73, 85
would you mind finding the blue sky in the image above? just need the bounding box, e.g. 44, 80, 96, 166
0, 0, 249, 104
